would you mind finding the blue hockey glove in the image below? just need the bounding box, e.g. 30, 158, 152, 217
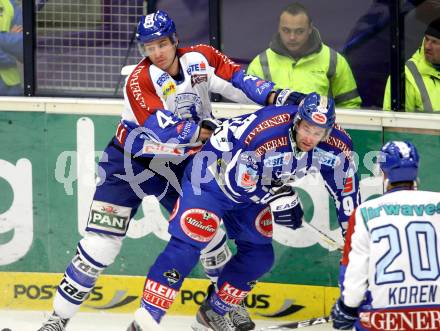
331, 299, 358, 330
273, 89, 307, 106
268, 186, 303, 230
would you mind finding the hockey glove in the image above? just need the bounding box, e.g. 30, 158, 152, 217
331, 299, 358, 330
200, 118, 222, 131
273, 89, 307, 106
268, 186, 303, 230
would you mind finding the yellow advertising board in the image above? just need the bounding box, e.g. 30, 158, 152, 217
0, 272, 338, 321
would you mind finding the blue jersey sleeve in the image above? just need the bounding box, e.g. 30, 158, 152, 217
318, 128, 361, 232
117, 110, 202, 157
231, 70, 275, 105
321, 157, 360, 231
142, 109, 199, 145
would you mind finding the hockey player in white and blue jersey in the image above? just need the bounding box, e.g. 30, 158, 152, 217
127, 93, 360, 331
331, 141, 440, 331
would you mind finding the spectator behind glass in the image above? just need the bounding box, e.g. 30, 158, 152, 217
343, 1, 437, 109
0, 0, 23, 96
247, 2, 362, 109
383, 17, 440, 112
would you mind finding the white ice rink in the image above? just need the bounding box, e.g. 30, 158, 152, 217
0, 310, 334, 331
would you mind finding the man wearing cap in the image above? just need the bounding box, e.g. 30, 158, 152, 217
383, 17, 440, 112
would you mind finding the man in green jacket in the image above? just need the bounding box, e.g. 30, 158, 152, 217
383, 17, 440, 112
0, 0, 22, 95
247, 2, 361, 109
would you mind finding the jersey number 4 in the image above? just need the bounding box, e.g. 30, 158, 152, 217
372, 221, 440, 285
156, 110, 178, 129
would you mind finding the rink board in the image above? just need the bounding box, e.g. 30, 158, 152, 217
0, 272, 338, 321
0, 109, 383, 286
1, 100, 440, 318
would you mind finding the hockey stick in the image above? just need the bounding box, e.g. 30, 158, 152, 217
302, 221, 344, 251
258, 315, 331, 330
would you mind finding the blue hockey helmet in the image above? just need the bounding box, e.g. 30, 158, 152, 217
293, 92, 336, 139
136, 10, 177, 44
379, 141, 419, 183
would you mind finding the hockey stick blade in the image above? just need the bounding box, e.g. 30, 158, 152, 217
302, 222, 343, 251
258, 315, 331, 330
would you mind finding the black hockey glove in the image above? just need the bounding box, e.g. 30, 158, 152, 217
331, 299, 358, 330
200, 118, 222, 131
267, 186, 303, 230
273, 89, 307, 106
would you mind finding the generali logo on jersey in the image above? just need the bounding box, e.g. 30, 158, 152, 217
244, 114, 290, 145
359, 308, 440, 331
255, 137, 289, 156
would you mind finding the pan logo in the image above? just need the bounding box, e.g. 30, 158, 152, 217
0, 159, 33, 266
53, 118, 172, 241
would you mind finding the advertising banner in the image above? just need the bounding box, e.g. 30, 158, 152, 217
1, 109, 439, 316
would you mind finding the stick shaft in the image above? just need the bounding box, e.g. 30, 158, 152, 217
258, 315, 331, 330
302, 222, 343, 251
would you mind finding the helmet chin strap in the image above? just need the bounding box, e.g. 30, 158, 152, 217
288, 126, 305, 159
171, 37, 179, 70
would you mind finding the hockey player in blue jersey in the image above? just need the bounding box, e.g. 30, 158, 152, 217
127, 93, 360, 331
331, 141, 440, 331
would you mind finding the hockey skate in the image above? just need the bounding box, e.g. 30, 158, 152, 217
37, 312, 69, 331
205, 283, 256, 330
191, 298, 235, 331
229, 301, 256, 331
126, 308, 163, 331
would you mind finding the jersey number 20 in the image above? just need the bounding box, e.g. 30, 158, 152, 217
372, 221, 439, 285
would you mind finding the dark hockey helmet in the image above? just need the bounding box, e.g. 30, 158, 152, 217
379, 141, 419, 183
136, 10, 177, 44
293, 92, 335, 140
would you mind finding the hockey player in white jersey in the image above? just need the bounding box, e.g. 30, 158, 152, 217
331, 140, 440, 331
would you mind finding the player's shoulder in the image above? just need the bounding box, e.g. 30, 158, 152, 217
180, 44, 236, 66
331, 122, 352, 142
180, 44, 220, 57
242, 106, 294, 149
256, 104, 297, 117
127, 58, 151, 79
126, 58, 155, 90
320, 123, 353, 152
411, 189, 440, 202
355, 189, 440, 223
253, 105, 296, 132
